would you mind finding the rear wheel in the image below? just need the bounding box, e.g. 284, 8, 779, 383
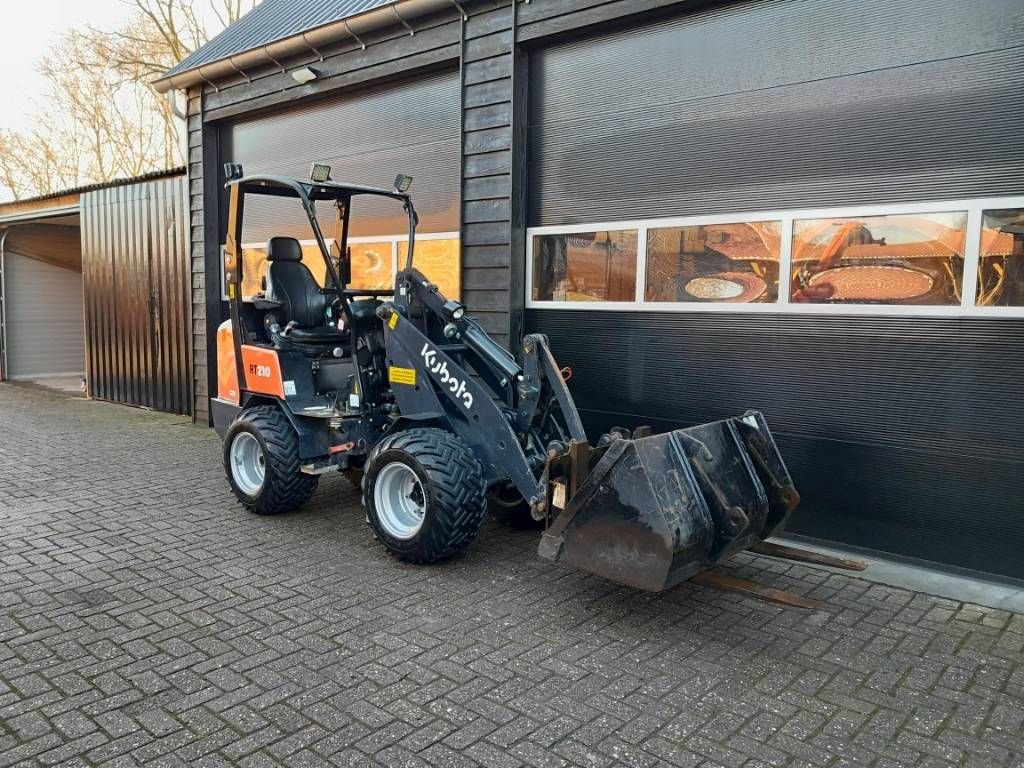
363, 428, 487, 563
224, 405, 318, 515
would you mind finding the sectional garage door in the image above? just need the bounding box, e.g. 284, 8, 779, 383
525, 0, 1024, 578
3, 250, 84, 380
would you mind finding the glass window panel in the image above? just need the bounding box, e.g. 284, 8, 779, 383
645, 221, 781, 303
790, 212, 967, 305
398, 238, 461, 300
978, 208, 1024, 307
349, 241, 394, 291
532, 230, 638, 302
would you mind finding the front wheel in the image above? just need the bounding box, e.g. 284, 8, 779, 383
363, 429, 487, 563
224, 405, 318, 515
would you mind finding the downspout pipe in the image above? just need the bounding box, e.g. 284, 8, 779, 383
166, 91, 189, 168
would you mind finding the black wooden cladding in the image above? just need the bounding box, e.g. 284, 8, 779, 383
190, 91, 213, 426
81, 176, 192, 415
459, 2, 518, 348
529, 0, 1024, 225
528, 309, 1024, 580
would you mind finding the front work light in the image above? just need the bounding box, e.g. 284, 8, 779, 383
223, 162, 244, 181
393, 174, 413, 193
310, 163, 332, 183
291, 66, 319, 84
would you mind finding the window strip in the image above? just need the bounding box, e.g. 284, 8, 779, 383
526, 196, 1024, 318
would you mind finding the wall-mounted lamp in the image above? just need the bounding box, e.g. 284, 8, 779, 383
290, 66, 320, 85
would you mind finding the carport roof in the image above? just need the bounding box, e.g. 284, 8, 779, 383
160, 0, 393, 81
0, 167, 185, 225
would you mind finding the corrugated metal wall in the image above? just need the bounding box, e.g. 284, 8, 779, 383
81, 175, 192, 415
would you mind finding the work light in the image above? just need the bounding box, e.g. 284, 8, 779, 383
310, 163, 332, 183
291, 66, 319, 84
393, 174, 413, 193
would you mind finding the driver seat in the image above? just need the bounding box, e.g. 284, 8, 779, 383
265, 237, 347, 344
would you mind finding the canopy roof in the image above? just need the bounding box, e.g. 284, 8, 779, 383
233, 175, 410, 203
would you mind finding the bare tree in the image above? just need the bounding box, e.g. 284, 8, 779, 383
0, 0, 258, 201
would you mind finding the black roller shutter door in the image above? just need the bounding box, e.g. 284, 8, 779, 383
526, 0, 1024, 578
222, 70, 460, 240
529, 0, 1024, 224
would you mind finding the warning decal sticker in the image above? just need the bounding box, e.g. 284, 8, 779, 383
389, 366, 416, 386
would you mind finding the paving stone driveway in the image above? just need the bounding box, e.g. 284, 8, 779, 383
1, 383, 1022, 768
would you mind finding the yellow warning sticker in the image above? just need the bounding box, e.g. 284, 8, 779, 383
388, 312, 399, 329
389, 366, 416, 386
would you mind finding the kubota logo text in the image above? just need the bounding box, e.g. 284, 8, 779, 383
421, 343, 473, 409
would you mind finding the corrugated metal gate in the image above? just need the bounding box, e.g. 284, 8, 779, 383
81, 175, 192, 415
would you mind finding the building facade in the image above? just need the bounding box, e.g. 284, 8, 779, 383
158, 0, 1024, 580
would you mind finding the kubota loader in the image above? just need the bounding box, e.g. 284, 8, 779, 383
213, 164, 863, 600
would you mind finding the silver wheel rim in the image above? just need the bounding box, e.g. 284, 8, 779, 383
230, 432, 266, 496
374, 462, 426, 540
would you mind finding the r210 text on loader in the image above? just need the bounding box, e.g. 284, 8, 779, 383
213, 163, 864, 606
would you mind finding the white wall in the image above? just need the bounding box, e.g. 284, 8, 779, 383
4, 251, 85, 378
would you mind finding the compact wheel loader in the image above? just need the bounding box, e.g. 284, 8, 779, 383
213, 165, 863, 599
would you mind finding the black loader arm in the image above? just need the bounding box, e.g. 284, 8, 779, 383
378, 268, 587, 507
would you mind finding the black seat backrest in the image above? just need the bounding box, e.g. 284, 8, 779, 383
265, 237, 326, 327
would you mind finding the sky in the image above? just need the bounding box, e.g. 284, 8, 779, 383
0, 0, 134, 133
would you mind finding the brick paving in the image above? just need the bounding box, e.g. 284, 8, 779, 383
0, 382, 1022, 768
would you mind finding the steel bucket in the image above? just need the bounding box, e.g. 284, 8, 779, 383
537, 411, 799, 591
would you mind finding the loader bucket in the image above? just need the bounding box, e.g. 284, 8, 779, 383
537, 411, 799, 592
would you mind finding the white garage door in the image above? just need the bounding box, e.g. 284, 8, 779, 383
4, 251, 85, 379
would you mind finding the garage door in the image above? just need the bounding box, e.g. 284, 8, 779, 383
3, 251, 84, 380
525, 0, 1024, 577
221, 70, 461, 297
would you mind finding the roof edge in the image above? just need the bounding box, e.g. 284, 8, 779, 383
0, 167, 185, 213
153, 0, 463, 94
0, 200, 80, 226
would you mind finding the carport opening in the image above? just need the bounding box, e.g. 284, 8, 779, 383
0, 216, 85, 394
